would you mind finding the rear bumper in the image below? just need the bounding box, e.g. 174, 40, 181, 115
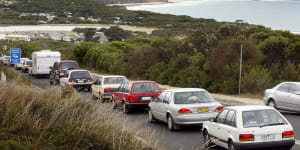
174, 112, 219, 125
126, 102, 149, 108
71, 84, 92, 89
235, 139, 295, 149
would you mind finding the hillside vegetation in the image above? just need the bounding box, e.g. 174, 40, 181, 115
71, 25, 300, 95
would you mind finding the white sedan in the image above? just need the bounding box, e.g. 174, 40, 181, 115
148, 88, 223, 131
202, 105, 295, 150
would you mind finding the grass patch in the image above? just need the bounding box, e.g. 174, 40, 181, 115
0, 81, 156, 150
0, 64, 31, 86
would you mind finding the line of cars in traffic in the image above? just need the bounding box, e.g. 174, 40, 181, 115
1, 50, 298, 150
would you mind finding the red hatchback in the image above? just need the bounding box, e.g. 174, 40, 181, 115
112, 81, 162, 113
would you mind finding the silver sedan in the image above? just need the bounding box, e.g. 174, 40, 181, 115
264, 82, 300, 113
148, 88, 223, 131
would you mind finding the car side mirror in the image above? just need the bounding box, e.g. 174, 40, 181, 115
49, 66, 53, 69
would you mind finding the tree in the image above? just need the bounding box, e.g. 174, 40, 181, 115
258, 36, 294, 68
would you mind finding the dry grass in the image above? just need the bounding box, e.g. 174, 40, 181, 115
0, 82, 157, 150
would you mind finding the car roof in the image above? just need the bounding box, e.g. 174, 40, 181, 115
280, 82, 300, 85
129, 80, 157, 83
59, 60, 77, 63
69, 69, 89, 72
164, 88, 206, 92
225, 105, 274, 111
100, 75, 126, 78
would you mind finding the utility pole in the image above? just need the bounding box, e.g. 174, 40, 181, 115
239, 44, 243, 96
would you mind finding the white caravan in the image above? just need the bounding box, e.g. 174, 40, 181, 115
32, 50, 61, 76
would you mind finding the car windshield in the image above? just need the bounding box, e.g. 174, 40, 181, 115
61, 62, 77, 70
174, 91, 215, 104
103, 77, 126, 85
70, 71, 91, 79
243, 109, 287, 128
132, 82, 160, 93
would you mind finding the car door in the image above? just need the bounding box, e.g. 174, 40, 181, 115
153, 92, 166, 121
95, 77, 102, 97
275, 83, 291, 109
209, 109, 229, 147
288, 83, 300, 112
114, 83, 124, 106
217, 110, 237, 149
60, 71, 69, 86
160, 92, 172, 122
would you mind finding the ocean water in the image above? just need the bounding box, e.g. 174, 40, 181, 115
127, 0, 300, 33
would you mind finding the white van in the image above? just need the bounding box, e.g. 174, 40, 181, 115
32, 50, 61, 76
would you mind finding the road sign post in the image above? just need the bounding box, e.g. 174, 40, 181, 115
10, 48, 21, 64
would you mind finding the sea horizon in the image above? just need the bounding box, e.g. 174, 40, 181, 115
127, 0, 300, 33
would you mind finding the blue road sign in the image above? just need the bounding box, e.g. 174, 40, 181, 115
10, 48, 21, 64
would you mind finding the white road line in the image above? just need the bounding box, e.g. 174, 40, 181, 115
296, 139, 300, 145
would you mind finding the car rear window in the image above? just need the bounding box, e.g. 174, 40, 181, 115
103, 77, 126, 85
174, 91, 215, 104
132, 82, 160, 93
26, 61, 32, 66
242, 109, 287, 128
61, 62, 77, 70
70, 71, 91, 79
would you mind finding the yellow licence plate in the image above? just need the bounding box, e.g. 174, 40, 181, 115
198, 108, 209, 112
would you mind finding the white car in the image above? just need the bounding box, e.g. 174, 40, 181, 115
202, 105, 295, 150
15, 58, 29, 70
148, 88, 223, 131
264, 82, 300, 113
91, 75, 127, 101
60, 69, 93, 91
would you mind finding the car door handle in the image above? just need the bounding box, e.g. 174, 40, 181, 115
217, 128, 220, 130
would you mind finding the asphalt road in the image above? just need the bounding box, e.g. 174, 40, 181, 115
15, 69, 300, 150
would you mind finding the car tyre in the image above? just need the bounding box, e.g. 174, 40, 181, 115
167, 115, 179, 131
49, 76, 54, 85
112, 98, 117, 109
123, 102, 129, 114
267, 100, 277, 109
203, 130, 213, 148
228, 141, 238, 150
148, 109, 156, 123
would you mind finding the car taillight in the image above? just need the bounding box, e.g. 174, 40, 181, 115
178, 108, 192, 114
239, 134, 254, 141
90, 79, 94, 82
214, 106, 223, 112
24, 66, 28, 68
68, 79, 72, 83
104, 88, 111, 92
129, 96, 134, 101
282, 131, 294, 138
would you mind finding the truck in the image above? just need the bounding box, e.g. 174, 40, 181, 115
32, 50, 61, 77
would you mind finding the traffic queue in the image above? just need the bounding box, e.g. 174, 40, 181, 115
1, 50, 297, 150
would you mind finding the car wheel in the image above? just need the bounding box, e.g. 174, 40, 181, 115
148, 109, 156, 123
99, 93, 105, 103
228, 141, 238, 150
123, 102, 129, 114
167, 115, 179, 131
203, 130, 213, 148
112, 98, 117, 109
49, 76, 54, 85
267, 100, 277, 108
